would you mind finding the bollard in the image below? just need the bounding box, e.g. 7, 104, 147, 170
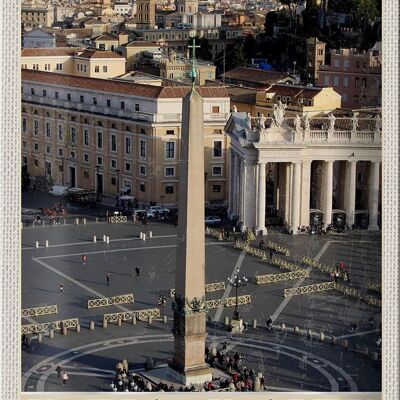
117, 317, 122, 327
64, 219, 66, 225
93, 235, 97, 243
103, 318, 108, 328
140, 232, 143, 239
307, 329, 312, 339
148, 316, 152, 324
331, 336, 336, 345
89, 321, 95, 331
35, 241, 39, 248
143, 233, 146, 241
342, 339, 348, 349
45, 240, 49, 248
163, 315, 168, 324
103, 234, 106, 242
49, 329, 54, 339
224, 316, 229, 326
149, 231, 152, 238
38, 333, 42, 343
252, 319, 257, 329
319, 332, 325, 342
106, 236, 110, 244
62, 326, 68, 336
133, 214, 137, 222
96, 217, 99, 223
42, 221, 45, 227
76, 324, 81, 333
281, 323, 286, 332
83, 218, 87, 225
233, 227, 236, 233
75, 218, 79, 225
132, 316, 137, 325
294, 326, 299, 335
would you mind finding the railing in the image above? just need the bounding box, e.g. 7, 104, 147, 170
108, 215, 128, 224
22, 304, 58, 318
87, 293, 134, 309
284, 281, 335, 297
22, 318, 79, 335
271, 256, 303, 272
206, 294, 251, 310
103, 308, 160, 323
256, 269, 309, 285
170, 282, 225, 298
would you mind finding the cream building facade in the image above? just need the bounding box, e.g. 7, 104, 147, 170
225, 106, 381, 234
22, 1, 55, 28
22, 70, 231, 206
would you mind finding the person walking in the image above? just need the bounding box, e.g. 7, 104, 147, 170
61, 371, 69, 387
81, 254, 87, 266
59, 283, 64, 294
56, 365, 62, 378
106, 273, 111, 286
266, 316, 273, 330
135, 266, 140, 277
259, 240, 265, 250
227, 324, 233, 340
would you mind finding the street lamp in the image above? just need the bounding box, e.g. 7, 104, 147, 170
227, 269, 248, 320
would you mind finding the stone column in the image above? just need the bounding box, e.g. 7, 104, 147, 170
284, 163, 291, 226
239, 158, 244, 223
228, 150, 235, 218
368, 161, 380, 231
233, 153, 240, 216
300, 161, 311, 226
242, 161, 257, 232
322, 161, 333, 226
344, 161, 357, 227
289, 162, 301, 233
255, 162, 267, 235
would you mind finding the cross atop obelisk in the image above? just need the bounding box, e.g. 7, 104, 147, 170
188, 36, 200, 85
168, 53, 212, 386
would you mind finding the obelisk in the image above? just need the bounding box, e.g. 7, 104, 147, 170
169, 38, 212, 385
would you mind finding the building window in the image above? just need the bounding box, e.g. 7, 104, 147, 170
46, 122, 51, 138
140, 140, 146, 157
103, 66, 108, 73
324, 76, 329, 86
34, 143, 39, 151
70, 127, 76, 144
121, 101, 125, 110
107, 99, 111, 107
80, 95, 84, 103
84, 129, 89, 146
93, 97, 97, 105
140, 165, 146, 175
67, 93, 71, 101
46, 145, 51, 154
42, 89, 47, 97
343, 77, 349, 87
166, 129, 174, 135
95, 66, 99, 73
355, 78, 360, 87
84, 153, 89, 163
84, 170, 89, 179
213, 129, 222, 134
34, 120, 39, 136
333, 76, 339, 87
97, 156, 103, 165
31, 88, 35, 95
125, 137, 131, 154
165, 167, 175, 177
354, 95, 359, 103
111, 134, 117, 152
140, 183, 145, 192
333, 59, 340, 67
165, 185, 174, 194
34, 159, 39, 167
22, 140, 27, 149
361, 78, 367, 88
135, 103, 140, 111
55, 91, 59, 99
212, 166, 222, 176
111, 177, 117, 185
22, 118, 27, 133
56, 63, 62, 70
212, 106, 220, 113
111, 159, 117, 169
342, 94, 348, 102
165, 142, 175, 159
213, 141, 222, 157
70, 151, 76, 159
58, 148, 63, 156
125, 162, 131, 172
212, 185, 221, 193
97, 131, 103, 148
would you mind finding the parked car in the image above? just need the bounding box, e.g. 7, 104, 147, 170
134, 209, 155, 219
149, 206, 170, 214
48, 185, 68, 196
205, 215, 221, 226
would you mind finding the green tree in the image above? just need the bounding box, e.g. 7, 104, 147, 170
353, 0, 379, 25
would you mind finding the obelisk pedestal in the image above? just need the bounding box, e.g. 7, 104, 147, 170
168, 86, 212, 385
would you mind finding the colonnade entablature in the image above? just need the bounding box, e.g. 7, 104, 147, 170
225, 104, 382, 235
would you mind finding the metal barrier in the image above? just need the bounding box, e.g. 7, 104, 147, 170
272, 256, 303, 272
170, 282, 225, 298
366, 281, 381, 293
206, 295, 251, 310
334, 283, 381, 308
267, 240, 290, 256
234, 240, 267, 261
22, 304, 58, 318
205, 227, 224, 240
108, 215, 128, 224
256, 269, 309, 285
22, 318, 79, 335
284, 282, 335, 297
301, 256, 335, 274
87, 293, 134, 309
103, 308, 160, 324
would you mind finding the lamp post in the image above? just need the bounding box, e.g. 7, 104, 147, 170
227, 269, 248, 320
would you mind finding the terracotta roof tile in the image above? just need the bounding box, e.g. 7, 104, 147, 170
21, 47, 78, 57
93, 34, 118, 41
266, 84, 322, 99
125, 41, 160, 48
76, 50, 124, 59
22, 70, 229, 99
222, 67, 288, 86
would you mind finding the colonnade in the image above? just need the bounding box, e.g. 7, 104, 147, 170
228, 149, 381, 234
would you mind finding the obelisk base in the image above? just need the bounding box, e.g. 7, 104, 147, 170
168, 365, 212, 386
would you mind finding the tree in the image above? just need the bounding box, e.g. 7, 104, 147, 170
229, 41, 248, 69
353, 0, 379, 26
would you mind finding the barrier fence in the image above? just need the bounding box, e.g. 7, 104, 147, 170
267, 241, 290, 256
284, 281, 335, 297
334, 283, 382, 308
234, 240, 267, 261
108, 215, 128, 224
103, 308, 160, 324
255, 269, 309, 285
22, 304, 58, 318
87, 293, 134, 309
271, 256, 303, 272
22, 318, 79, 335
206, 295, 251, 310
170, 282, 225, 298
366, 281, 381, 294
301, 256, 336, 274
205, 227, 224, 240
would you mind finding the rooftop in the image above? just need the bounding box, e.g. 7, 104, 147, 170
222, 67, 291, 87
21, 47, 78, 57
76, 50, 125, 59
22, 70, 229, 99
265, 84, 323, 99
